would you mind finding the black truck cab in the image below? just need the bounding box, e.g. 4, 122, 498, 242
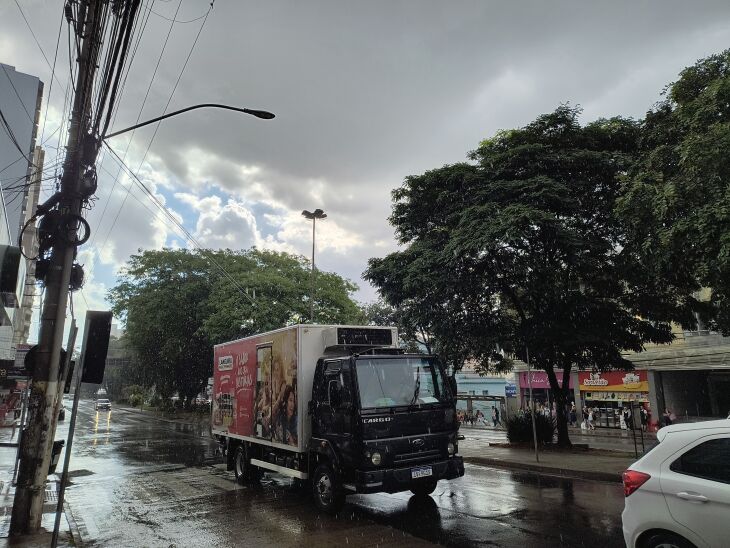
308, 352, 464, 512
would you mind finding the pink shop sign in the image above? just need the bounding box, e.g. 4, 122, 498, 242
518, 371, 572, 389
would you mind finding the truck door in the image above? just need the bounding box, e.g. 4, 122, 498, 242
313, 360, 356, 469
254, 344, 273, 440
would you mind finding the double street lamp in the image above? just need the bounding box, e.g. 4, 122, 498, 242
302, 208, 326, 323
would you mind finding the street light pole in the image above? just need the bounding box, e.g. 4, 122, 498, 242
102, 103, 274, 140
526, 346, 539, 463
301, 209, 327, 323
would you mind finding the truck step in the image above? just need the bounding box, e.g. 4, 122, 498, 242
250, 458, 308, 480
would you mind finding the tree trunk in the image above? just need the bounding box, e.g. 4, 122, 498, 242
545, 364, 572, 447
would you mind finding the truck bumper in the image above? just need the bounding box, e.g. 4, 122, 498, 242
352, 456, 464, 494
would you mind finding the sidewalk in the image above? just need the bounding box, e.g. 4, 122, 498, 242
459, 442, 635, 483
0, 428, 79, 547
460, 421, 657, 441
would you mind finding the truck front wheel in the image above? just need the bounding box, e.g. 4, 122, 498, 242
312, 463, 345, 514
410, 479, 438, 497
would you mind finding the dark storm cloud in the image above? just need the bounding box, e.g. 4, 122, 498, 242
3, 1, 730, 302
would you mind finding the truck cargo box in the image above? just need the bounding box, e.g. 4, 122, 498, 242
211, 325, 397, 454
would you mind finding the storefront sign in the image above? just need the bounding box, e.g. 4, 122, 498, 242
578, 370, 648, 392
518, 371, 571, 389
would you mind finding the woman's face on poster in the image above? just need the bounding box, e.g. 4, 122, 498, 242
287, 390, 296, 416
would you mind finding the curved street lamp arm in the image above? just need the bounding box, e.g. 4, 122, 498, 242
102, 103, 275, 140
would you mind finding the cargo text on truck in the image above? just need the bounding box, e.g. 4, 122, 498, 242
211, 324, 465, 513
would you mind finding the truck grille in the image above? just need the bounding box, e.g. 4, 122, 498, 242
394, 449, 441, 465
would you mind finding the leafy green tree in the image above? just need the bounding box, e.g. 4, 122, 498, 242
109, 249, 212, 405
201, 249, 363, 343
366, 106, 673, 446
109, 248, 362, 405
617, 50, 730, 332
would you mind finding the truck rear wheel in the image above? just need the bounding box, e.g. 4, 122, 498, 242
411, 479, 437, 497
234, 445, 260, 484
312, 463, 345, 514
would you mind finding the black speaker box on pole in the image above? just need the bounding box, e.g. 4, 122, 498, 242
80, 311, 113, 384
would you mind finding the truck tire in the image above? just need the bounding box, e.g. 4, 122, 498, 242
234, 445, 260, 484
410, 479, 437, 497
312, 463, 345, 514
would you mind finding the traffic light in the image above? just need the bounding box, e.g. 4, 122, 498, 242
80, 311, 112, 384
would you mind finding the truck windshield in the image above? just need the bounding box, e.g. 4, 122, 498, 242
355, 357, 450, 409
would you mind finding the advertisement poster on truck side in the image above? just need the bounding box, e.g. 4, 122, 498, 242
212, 328, 299, 450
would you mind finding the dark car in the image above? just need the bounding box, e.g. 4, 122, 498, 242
95, 399, 112, 411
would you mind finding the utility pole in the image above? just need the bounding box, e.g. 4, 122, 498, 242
10, 0, 103, 535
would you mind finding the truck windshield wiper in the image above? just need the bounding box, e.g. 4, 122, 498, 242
408, 366, 421, 407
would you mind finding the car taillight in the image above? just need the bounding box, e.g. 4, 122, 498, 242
623, 470, 650, 497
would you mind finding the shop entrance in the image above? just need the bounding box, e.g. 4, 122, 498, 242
657, 370, 730, 420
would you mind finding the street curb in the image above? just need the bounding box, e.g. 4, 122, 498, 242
64, 500, 85, 547
463, 456, 623, 483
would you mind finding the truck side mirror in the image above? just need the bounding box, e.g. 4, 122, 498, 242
328, 379, 341, 407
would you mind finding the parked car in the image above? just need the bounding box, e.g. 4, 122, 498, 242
95, 399, 112, 411
622, 419, 730, 548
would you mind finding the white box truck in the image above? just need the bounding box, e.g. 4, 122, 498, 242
211, 324, 464, 512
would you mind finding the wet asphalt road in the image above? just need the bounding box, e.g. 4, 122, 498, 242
55, 401, 626, 547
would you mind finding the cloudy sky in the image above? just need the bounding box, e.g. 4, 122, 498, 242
2, 0, 730, 339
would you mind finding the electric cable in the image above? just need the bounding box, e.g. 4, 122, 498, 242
12, 0, 67, 90
134, 0, 215, 173
88, 0, 182, 248
141, 2, 209, 23
97, 0, 213, 251
39, 3, 66, 144
102, 143, 259, 308
0, 64, 35, 124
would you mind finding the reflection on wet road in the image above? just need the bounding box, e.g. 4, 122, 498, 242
57, 401, 625, 547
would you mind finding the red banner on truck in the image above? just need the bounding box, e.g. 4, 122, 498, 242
212, 329, 299, 447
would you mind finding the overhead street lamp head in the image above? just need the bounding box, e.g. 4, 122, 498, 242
302, 209, 327, 220
243, 108, 276, 120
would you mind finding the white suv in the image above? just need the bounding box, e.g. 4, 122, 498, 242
622, 419, 730, 548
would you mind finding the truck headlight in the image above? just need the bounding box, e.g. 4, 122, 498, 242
447, 442, 455, 455
371, 451, 382, 466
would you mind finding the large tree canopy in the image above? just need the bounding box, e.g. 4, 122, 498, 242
109, 248, 362, 404
617, 50, 730, 332
366, 106, 674, 446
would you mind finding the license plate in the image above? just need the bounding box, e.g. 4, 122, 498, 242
411, 466, 433, 479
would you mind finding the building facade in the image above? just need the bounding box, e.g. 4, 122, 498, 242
455, 360, 508, 416
0, 63, 44, 352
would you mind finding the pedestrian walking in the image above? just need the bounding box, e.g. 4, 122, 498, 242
640, 407, 648, 431
661, 408, 673, 427
587, 407, 595, 430
495, 405, 500, 427
623, 407, 634, 430
569, 404, 577, 427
